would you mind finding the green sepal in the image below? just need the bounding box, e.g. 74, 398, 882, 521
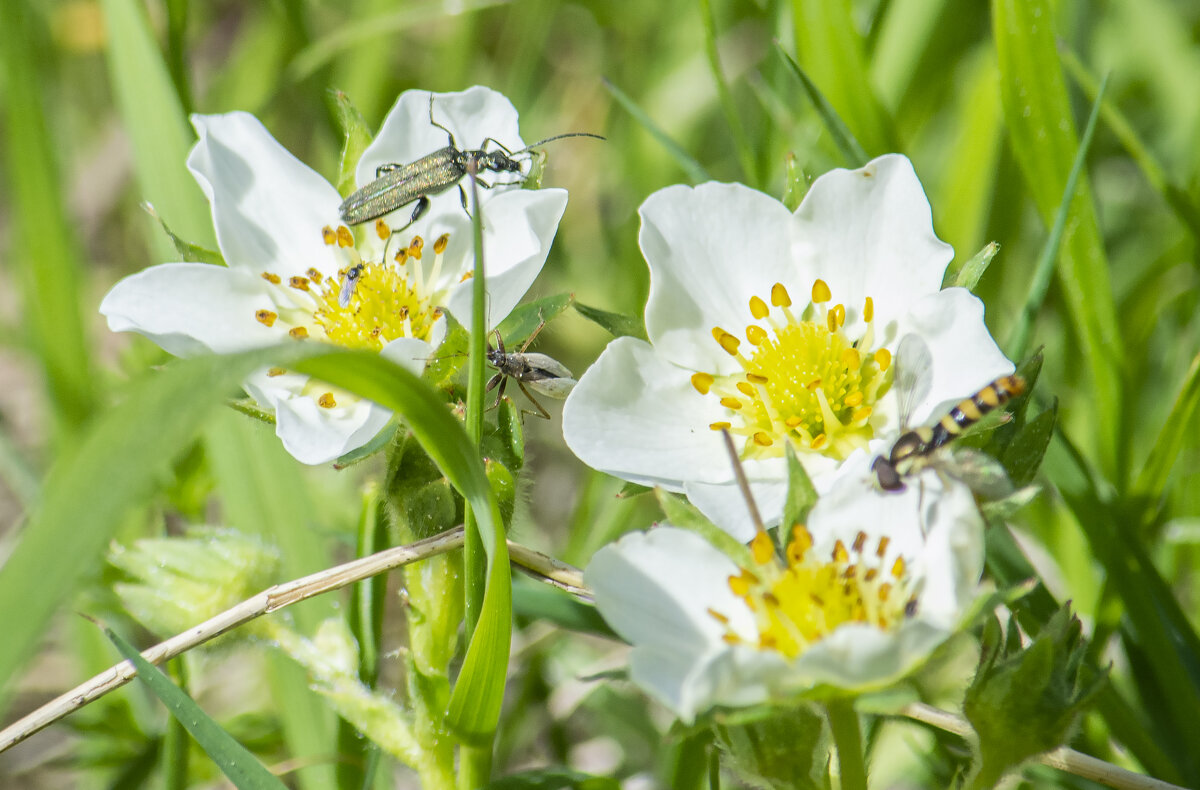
574, 302, 649, 340
952, 241, 1000, 292
143, 203, 225, 265
963, 605, 1107, 787
1000, 401, 1057, 489
714, 703, 832, 790
617, 481, 653, 499
335, 415, 401, 468
655, 489, 752, 566
228, 397, 276, 425
385, 431, 463, 542
520, 150, 548, 191
782, 152, 809, 212
781, 444, 818, 532
330, 89, 373, 197
485, 397, 526, 474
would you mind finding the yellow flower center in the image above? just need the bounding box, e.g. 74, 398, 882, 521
692, 279, 892, 461
254, 221, 460, 408
710, 527, 917, 659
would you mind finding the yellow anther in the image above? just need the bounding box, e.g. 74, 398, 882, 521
791, 524, 813, 554
852, 531, 867, 553
691, 372, 715, 394
827, 311, 838, 332
716, 331, 740, 356
878, 583, 892, 602
267, 367, 286, 377
751, 530, 775, 564
371, 219, 389, 240
863, 296, 874, 322
833, 539, 849, 563
321, 226, 337, 245
434, 233, 450, 254
707, 607, 729, 624
891, 556, 906, 579
844, 391, 864, 407
874, 348, 892, 371
728, 574, 752, 597
261, 272, 281, 285
336, 226, 354, 247
255, 309, 277, 327
460, 271, 474, 282
289, 326, 309, 339
864, 568, 878, 581
749, 295, 769, 319
408, 236, 424, 259
395, 249, 408, 265
709, 421, 732, 431
785, 416, 802, 428
810, 433, 828, 449
746, 325, 768, 345
289, 276, 310, 291
306, 268, 323, 283
852, 406, 873, 422
723, 633, 743, 645
811, 279, 832, 304
806, 378, 822, 391
771, 283, 792, 307
737, 381, 757, 397
753, 432, 773, 447
318, 392, 337, 408
720, 397, 744, 410
746, 373, 768, 384
840, 347, 860, 371
833, 303, 845, 327
876, 537, 890, 557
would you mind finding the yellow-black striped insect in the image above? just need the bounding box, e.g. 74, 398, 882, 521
872, 335, 1025, 494
339, 94, 604, 229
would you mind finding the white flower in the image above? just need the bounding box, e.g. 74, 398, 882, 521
101, 86, 568, 464
563, 154, 1012, 540
585, 462, 985, 723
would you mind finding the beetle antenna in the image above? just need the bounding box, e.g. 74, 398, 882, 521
517, 132, 606, 155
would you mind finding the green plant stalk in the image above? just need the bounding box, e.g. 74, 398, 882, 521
699, 0, 758, 185
826, 698, 867, 790
163, 659, 189, 790
459, 168, 493, 788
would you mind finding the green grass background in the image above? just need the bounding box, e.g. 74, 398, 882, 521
1, 0, 1198, 787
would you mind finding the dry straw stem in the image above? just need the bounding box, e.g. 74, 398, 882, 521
0, 526, 587, 753
901, 702, 1182, 790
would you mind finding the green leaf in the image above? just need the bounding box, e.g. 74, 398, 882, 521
483, 767, 620, 790
1133, 352, 1200, 500
602, 77, 710, 184
100, 0, 215, 255
716, 703, 831, 790
496, 293, 576, 346
952, 242, 1000, 292
993, 0, 1122, 475
288, 351, 511, 744
0, 350, 278, 714
573, 302, 648, 341
104, 625, 289, 789
1000, 401, 1056, 489
774, 44, 869, 168
782, 152, 809, 212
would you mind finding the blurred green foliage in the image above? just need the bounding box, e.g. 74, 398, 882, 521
1, 0, 1198, 787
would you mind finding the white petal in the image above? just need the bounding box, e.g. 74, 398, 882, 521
897, 287, 1015, 425
684, 475, 788, 543
562, 337, 733, 489
268, 388, 379, 466
188, 113, 342, 277
586, 527, 753, 720
790, 154, 952, 337
783, 619, 950, 692
443, 188, 568, 334
640, 182, 797, 373
379, 336, 433, 375
100, 263, 279, 355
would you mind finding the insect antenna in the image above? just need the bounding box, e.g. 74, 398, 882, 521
515, 132, 607, 156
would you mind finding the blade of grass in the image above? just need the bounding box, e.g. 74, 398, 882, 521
993, 0, 1124, 478
602, 78, 711, 184
1059, 46, 1200, 244
699, 0, 758, 185
788, 0, 894, 156
1133, 352, 1200, 502
100, 0, 215, 254
1007, 73, 1109, 361
774, 43, 869, 168
0, 0, 97, 439
104, 624, 289, 789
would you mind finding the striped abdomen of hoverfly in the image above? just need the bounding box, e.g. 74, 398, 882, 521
872, 374, 1026, 491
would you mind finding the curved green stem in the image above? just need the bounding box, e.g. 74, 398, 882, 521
826, 698, 868, 790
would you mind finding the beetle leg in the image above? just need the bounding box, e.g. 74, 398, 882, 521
517, 381, 552, 420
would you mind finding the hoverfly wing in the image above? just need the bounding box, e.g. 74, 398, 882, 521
892, 333, 934, 433
948, 447, 1015, 500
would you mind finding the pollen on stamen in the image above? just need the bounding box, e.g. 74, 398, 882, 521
720, 397, 744, 410
749, 295, 769, 319
459, 271, 474, 282
811, 279, 832, 304
306, 268, 323, 283
751, 530, 775, 564
874, 348, 892, 371
746, 325, 767, 345
852, 531, 867, 553
876, 536, 890, 558
711, 327, 740, 356
336, 226, 354, 247
753, 432, 773, 447
321, 226, 337, 245
289, 327, 309, 340
863, 296, 874, 322
771, 283, 791, 307
736, 381, 757, 397
891, 556, 906, 579
261, 272, 281, 284
408, 236, 424, 260
434, 233, 450, 254
833, 540, 849, 563
255, 310, 277, 327
267, 367, 286, 377
289, 276, 310, 291
375, 219, 391, 240
709, 421, 732, 430
395, 249, 408, 265
318, 392, 336, 408
707, 608, 730, 624
691, 372, 714, 394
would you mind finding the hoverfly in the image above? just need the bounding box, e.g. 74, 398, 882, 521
871, 334, 1025, 495
486, 319, 576, 420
